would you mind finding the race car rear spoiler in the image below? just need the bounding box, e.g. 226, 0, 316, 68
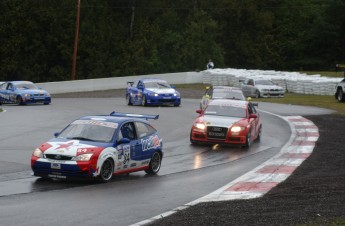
110, 111, 159, 120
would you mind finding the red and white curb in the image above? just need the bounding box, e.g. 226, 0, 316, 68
131, 115, 319, 226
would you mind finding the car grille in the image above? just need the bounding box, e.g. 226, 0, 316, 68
45, 154, 73, 161
159, 93, 173, 97
206, 126, 228, 140
268, 89, 282, 92
156, 94, 177, 103
160, 99, 175, 103
33, 94, 45, 97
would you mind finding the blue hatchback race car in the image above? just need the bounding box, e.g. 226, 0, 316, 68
0, 81, 51, 105
31, 112, 163, 182
126, 78, 181, 106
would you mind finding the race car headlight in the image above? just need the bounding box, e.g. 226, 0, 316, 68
24, 93, 31, 97
231, 126, 245, 133
33, 148, 44, 158
261, 89, 269, 92
148, 92, 158, 97
195, 123, 206, 130
72, 153, 93, 161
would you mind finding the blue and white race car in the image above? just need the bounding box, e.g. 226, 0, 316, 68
0, 81, 51, 105
31, 112, 163, 182
126, 78, 181, 106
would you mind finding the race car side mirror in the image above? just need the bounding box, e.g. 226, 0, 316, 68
118, 138, 131, 144
196, 109, 202, 114
249, 114, 257, 119
54, 132, 60, 137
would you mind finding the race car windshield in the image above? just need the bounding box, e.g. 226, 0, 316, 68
145, 81, 171, 89
58, 120, 117, 143
15, 83, 38, 90
213, 90, 244, 100
204, 105, 246, 118
255, 80, 274, 85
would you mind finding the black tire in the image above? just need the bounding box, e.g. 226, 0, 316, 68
244, 132, 251, 148
16, 96, 23, 105
99, 158, 114, 182
35, 177, 53, 182
190, 132, 197, 145
256, 125, 262, 141
126, 95, 132, 105
255, 90, 261, 98
336, 89, 345, 102
145, 152, 161, 175
141, 95, 147, 106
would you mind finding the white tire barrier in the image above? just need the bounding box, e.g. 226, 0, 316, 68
203, 68, 342, 96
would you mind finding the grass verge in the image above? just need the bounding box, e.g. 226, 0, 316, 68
253, 93, 345, 115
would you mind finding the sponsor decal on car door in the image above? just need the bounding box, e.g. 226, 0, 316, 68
116, 144, 131, 170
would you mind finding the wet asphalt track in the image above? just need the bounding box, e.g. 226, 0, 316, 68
0, 98, 333, 226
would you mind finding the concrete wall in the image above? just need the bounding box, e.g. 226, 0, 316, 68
37, 71, 203, 94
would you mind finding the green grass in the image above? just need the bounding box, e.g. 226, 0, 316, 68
301, 218, 345, 226
253, 93, 345, 115
175, 83, 209, 89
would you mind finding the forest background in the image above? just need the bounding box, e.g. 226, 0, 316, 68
1, 0, 345, 83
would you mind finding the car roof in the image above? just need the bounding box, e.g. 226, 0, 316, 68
78, 112, 159, 124
7, 81, 34, 85
212, 86, 241, 90
78, 115, 146, 124
140, 78, 167, 83
208, 99, 248, 108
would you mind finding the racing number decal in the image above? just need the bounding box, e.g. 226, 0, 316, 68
123, 145, 130, 166
124, 152, 130, 165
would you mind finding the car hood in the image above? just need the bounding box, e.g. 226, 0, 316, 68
202, 115, 243, 127
255, 85, 283, 90
146, 88, 177, 94
38, 139, 106, 157
16, 89, 49, 95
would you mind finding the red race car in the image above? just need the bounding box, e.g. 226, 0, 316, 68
190, 99, 262, 147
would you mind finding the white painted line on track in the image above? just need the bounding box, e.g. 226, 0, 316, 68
130, 113, 319, 226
